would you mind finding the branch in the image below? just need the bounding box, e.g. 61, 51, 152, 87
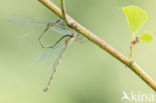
38, 0, 156, 91
60, 0, 68, 24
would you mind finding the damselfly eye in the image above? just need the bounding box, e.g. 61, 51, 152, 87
55, 18, 63, 24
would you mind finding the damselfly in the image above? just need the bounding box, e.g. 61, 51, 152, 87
6, 15, 81, 92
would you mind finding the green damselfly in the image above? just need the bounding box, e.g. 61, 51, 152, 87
6, 15, 81, 92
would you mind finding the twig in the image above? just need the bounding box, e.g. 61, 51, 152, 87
60, 0, 68, 24
38, 0, 156, 91
129, 32, 135, 60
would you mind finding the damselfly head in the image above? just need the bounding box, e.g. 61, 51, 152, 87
55, 18, 63, 25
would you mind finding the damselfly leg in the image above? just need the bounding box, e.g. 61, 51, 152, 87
38, 20, 73, 48
39, 27, 73, 48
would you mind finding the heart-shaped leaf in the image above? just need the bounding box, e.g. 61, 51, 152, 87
138, 32, 153, 43
122, 6, 147, 33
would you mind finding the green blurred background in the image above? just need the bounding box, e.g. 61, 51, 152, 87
0, 0, 156, 103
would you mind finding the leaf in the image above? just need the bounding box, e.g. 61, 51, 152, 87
122, 6, 147, 33
138, 32, 153, 43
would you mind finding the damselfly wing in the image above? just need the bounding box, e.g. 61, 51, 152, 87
6, 15, 78, 92
6, 15, 71, 38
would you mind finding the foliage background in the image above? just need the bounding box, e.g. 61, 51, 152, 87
0, 0, 156, 103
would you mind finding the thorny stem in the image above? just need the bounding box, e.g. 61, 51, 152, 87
38, 0, 156, 91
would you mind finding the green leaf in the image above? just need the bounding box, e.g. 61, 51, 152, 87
138, 32, 153, 43
122, 6, 147, 33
